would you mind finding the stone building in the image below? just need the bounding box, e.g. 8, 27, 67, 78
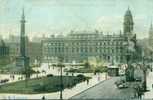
27, 42, 42, 63
0, 40, 10, 66
149, 23, 153, 49
42, 8, 137, 63
0, 40, 9, 57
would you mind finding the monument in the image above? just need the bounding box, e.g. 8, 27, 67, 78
16, 9, 30, 78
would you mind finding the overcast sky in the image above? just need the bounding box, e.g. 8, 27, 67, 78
0, 0, 153, 39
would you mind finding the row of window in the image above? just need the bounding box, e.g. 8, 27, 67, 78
43, 55, 125, 62
43, 41, 124, 47
44, 47, 124, 54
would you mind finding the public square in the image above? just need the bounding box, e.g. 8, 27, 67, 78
0, 0, 153, 100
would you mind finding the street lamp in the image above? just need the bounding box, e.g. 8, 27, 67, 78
124, 37, 135, 82
141, 51, 148, 92
58, 57, 64, 100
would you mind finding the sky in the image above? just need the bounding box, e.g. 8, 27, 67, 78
0, 0, 153, 39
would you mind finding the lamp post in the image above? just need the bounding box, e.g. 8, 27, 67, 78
124, 37, 135, 82
58, 57, 63, 100
141, 51, 147, 92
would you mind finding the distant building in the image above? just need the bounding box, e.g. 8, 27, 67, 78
0, 40, 9, 57
27, 42, 42, 63
0, 40, 10, 66
107, 65, 119, 76
6, 35, 42, 64
6, 35, 28, 61
42, 8, 137, 63
149, 23, 153, 49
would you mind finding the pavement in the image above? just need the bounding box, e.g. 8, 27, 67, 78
144, 71, 153, 99
71, 77, 137, 100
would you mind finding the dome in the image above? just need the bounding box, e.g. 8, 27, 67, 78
125, 8, 132, 17
123, 7, 134, 34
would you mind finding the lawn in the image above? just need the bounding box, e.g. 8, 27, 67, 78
66, 68, 93, 73
0, 75, 90, 94
66, 66, 107, 73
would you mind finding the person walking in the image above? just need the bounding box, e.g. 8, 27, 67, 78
87, 79, 89, 85
42, 96, 45, 100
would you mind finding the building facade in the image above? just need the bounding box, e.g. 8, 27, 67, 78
0, 40, 10, 66
0, 40, 9, 57
42, 8, 137, 63
149, 23, 153, 49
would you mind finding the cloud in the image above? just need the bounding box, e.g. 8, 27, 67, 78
94, 16, 123, 33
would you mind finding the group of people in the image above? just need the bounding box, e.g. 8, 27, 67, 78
10, 74, 15, 80
0, 78, 9, 84
134, 84, 144, 99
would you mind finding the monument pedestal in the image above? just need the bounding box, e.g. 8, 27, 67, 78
16, 56, 30, 77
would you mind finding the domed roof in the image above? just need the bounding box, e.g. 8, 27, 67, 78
124, 7, 134, 24
125, 8, 132, 17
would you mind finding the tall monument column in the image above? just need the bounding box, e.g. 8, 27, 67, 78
20, 8, 26, 57
16, 9, 30, 78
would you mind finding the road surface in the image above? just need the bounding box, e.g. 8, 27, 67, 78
71, 77, 136, 99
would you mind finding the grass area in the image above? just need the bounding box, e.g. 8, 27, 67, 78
66, 68, 93, 73
0, 75, 90, 94
66, 66, 107, 73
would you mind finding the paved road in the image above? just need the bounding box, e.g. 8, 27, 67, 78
71, 77, 136, 99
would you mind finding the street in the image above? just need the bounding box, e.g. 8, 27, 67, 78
71, 77, 137, 99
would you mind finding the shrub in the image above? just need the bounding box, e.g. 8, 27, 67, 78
47, 74, 53, 77
76, 74, 86, 81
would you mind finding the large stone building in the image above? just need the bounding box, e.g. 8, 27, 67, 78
0, 40, 10, 66
0, 40, 9, 57
6, 35, 42, 64
42, 8, 137, 63
149, 23, 153, 49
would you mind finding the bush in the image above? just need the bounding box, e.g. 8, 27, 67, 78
47, 74, 53, 77
95, 66, 108, 73
77, 74, 86, 81
77, 74, 85, 78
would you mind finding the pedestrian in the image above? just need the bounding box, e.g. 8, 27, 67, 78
21, 76, 23, 80
87, 79, 89, 85
97, 73, 100, 81
12, 75, 15, 80
18, 77, 20, 80
134, 87, 137, 98
42, 96, 45, 100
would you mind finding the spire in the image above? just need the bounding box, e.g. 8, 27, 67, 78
149, 22, 153, 34
21, 7, 25, 21
127, 6, 130, 11
20, 8, 26, 57
119, 30, 122, 35
150, 22, 152, 29
149, 22, 153, 47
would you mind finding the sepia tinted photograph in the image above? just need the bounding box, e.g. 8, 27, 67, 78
0, 0, 153, 99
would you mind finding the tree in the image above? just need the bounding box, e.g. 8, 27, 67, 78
84, 61, 90, 69
87, 57, 106, 73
